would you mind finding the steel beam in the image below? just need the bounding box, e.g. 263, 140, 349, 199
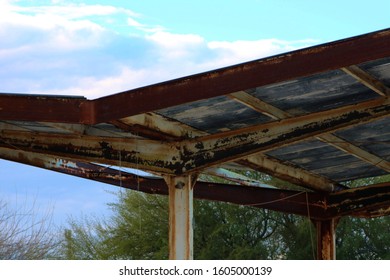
1, 29, 390, 125
342, 65, 390, 97
327, 182, 390, 218
0, 146, 170, 194
230, 91, 390, 175
2, 98, 387, 185
178, 98, 389, 174
0, 146, 388, 220
0, 129, 179, 174
164, 175, 197, 260
92, 28, 390, 123
204, 167, 276, 188
0, 147, 328, 218
317, 134, 390, 172
118, 112, 207, 139
241, 155, 342, 192
229, 91, 290, 120
117, 104, 342, 191
0, 93, 92, 124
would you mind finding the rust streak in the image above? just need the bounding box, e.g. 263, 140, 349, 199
0, 29, 390, 126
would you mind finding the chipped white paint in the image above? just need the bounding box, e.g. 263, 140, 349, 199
164, 175, 197, 260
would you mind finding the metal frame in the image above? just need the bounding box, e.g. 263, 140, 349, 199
1, 28, 390, 260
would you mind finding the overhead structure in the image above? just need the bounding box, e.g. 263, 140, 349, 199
1, 28, 390, 260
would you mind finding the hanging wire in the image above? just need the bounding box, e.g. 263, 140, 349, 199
134, 132, 142, 234
243, 191, 306, 207
243, 190, 317, 259
118, 150, 122, 189
305, 192, 316, 260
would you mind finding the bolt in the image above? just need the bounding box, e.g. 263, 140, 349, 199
175, 181, 185, 189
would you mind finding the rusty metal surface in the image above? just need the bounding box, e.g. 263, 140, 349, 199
1, 145, 389, 221
0, 28, 390, 219
92, 28, 390, 123
165, 175, 197, 260
1, 29, 389, 125
2, 28, 390, 262
176, 98, 389, 175
314, 219, 336, 260
0, 93, 92, 123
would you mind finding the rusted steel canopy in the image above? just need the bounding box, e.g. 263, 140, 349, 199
1, 28, 390, 219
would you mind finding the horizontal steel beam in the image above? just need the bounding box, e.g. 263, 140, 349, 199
0, 147, 327, 219
177, 98, 390, 174
0, 147, 167, 194
0, 93, 92, 124
241, 155, 343, 192
230, 90, 390, 176
1, 29, 390, 124
0, 130, 179, 174
342, 65, 390, 97
118, 106, 342, 191
92, 28, 390, 123
327, 182, 390, 218
1, 147, 388, 219
1, 98, 388, 178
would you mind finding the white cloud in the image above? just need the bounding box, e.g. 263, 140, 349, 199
202, 38, 316, 69
0, 1, 318, 99
127, 17, 143, 28
145, 31, 206, 59
0, 1, 144, 50
0, 4, 110, 53
48, 67, 152, 98
146, 31, 205, 48
14, 2, 139, 19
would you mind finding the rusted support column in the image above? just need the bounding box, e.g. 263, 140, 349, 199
314, 219, 336, 260
164, 175, 197, 260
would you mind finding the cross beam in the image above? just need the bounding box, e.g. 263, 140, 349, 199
0, 129, 178, 174
1, 29, 390, 125
1, 97, 389, 178
1, 147, 389, 219
177, 98, 389, 174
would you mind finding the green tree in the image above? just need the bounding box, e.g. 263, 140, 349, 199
194, 200, 279, 259
56, 175, 390, 260
57, 190, 280, 259
57, 191, 169, 260
274, 214, 317, 259
106, 191, 169, 259
336, 216, 390, 259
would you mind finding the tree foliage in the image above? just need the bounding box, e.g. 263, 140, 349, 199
56, 175, 390, 260
336, 216, 390, 259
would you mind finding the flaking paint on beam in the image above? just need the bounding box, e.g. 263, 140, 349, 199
1, 29, 390, 125
327, 182, 390, 217
177, 98, 390, 174
1, 147, 388, 219
92, 29, 390, 123
0, 147, 328, 219
0, 130, 179, 174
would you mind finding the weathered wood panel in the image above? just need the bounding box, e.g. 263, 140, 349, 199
158, 95, 271, 133
250, 70, 379, 114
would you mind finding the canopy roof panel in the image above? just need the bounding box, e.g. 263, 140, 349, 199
1, 28, 389, 202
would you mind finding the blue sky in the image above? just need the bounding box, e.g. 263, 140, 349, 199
1, 0, 390, 226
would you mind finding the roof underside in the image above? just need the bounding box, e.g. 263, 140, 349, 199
1, 29, 389, 202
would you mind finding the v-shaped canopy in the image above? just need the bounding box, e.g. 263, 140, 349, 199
1, 28, 389, 220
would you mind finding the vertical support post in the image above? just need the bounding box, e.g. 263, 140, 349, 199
315, 219, 336, 260
164, 174, 197, 260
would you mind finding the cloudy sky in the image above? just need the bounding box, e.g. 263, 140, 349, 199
1, 0, 390, 226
